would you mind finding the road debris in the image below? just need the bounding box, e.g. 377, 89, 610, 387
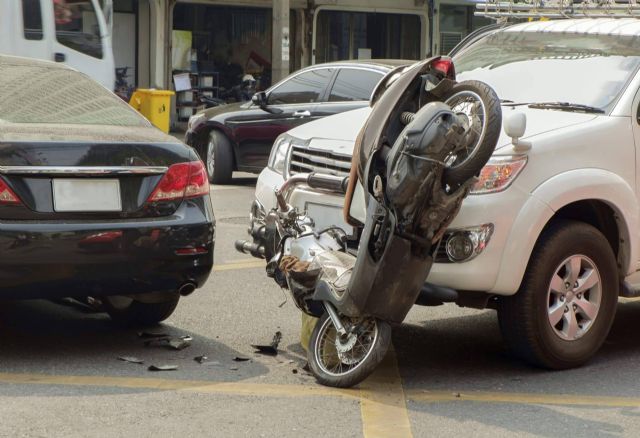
229, 366, 239, 371
144, 335, 192, 350
118, 356, 144, 364
233, 356, 250, 362
148, 365, 178, 372
251, 331, 282, 356
194, 355, 208, 364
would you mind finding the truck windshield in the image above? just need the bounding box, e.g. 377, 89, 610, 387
453, 31, 640, 110
0, 60, 148, 127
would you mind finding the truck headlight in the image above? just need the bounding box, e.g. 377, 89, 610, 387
471, 156, 527, 194
268, 134, 293, 174
444, 224, 494, 263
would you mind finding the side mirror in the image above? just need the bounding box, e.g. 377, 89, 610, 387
252, 91, 267, 107
504, 112, 532, 151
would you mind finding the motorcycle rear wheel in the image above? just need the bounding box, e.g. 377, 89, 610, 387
308, 312, 391, 388
442, 80, 502, 189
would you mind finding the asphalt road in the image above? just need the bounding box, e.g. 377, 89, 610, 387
1, 174, 640, 437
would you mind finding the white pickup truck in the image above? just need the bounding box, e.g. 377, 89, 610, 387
250, 18, 640, 371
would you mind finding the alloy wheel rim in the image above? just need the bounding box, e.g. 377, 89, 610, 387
546, 254, 602, 341
314, 315, 378, 377
207, 139, 215, 177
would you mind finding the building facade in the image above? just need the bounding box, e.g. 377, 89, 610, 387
113, 0, 490, 92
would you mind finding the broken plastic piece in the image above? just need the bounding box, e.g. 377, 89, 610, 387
148, 364, 178, 371
118, 356, 144, 364
144, 335, 192, 350
251, 331, 282, 356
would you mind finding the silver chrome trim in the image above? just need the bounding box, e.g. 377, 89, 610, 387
0, 166, 168, 175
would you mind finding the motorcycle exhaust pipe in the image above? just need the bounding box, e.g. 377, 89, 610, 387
235, 239, 266, 258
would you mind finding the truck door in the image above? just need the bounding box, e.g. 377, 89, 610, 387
46, 0, 115, 90
12, 0, 51, 60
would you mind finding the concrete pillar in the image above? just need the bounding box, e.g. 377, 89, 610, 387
272, 0, 290, 83
148, 0, 168, 89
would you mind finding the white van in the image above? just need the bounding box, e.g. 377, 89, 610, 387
0, 0, 115, 90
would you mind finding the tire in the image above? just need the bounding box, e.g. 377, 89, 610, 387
307, 312, 391, 388
442, 80, 502, 188
498, 220, 618, 369
206, 130, 234, 184
103, 294, 180, 327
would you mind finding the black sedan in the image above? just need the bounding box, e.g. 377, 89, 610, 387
0, 55, 214, 325
185, 60, 411, 184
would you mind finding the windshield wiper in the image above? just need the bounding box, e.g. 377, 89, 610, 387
527, 102, 604, 114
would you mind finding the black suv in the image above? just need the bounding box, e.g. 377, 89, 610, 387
185, 60, 410, 183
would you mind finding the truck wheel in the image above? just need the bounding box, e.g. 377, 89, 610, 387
206, 131, 234, 184
103, 294, 180, 326
498, 220, 618, 369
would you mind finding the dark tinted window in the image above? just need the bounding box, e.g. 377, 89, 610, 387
54, 0, 103, 59
22, 0, 43, 40
329, 69, 382, 102
0, 60, 148, 126
268, 69, 333, 105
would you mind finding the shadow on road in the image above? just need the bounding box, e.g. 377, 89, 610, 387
0, 299, 270, 394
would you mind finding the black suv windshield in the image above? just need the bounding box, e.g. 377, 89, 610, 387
453, 31, 640, 110
0, 60, 148, 126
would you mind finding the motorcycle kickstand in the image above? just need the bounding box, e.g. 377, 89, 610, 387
323, 301, 347, 337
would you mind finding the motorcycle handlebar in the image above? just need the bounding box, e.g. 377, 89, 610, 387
307, 173, 349, 194
275, 173, 349, 213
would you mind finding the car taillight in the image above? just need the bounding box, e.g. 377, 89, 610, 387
147, 161, 209, 202
432, 57, 455, 78
0, 178, 22, 205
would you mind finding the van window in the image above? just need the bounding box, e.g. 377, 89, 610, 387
0, 59, 148, 126
54, 0, 103, 59
22, 0, 44, 40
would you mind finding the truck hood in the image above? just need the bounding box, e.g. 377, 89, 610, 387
287, 105, 598, 154
494, 107, 598, 151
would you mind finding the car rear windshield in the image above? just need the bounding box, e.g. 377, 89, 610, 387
453, 31, 640, 110
0, 62, 149, 126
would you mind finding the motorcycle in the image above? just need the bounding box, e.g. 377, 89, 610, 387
236, 57, 502, 388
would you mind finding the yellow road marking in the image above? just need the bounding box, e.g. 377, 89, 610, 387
213, 260, 265, 271
359, 350, 413, 438
0, 372, 355, 400
407, 389, 640, 408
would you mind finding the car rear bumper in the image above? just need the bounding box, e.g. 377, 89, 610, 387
0, 198, 215, 299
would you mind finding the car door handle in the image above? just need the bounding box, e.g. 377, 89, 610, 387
293, 110, 311, 117
54, 53, 66, 62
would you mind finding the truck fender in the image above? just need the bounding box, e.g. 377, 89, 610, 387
491, 169, 637, 294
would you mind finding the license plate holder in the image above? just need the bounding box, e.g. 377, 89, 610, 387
52, 179, 122, 212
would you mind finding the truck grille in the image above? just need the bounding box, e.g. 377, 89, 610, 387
288, 145, 352, 178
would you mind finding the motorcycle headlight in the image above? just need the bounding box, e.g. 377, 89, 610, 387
471, 156, 528, 195
187, 113, 205, 132
268, 134, 293, 174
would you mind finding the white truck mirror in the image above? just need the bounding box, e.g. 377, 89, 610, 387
504, 112, 532, 151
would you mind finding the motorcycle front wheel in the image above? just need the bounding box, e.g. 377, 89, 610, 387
308, 312, 391, 388
442, 80, 502, 189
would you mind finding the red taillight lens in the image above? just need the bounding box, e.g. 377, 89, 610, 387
147, 161, 210, 202
0, 178, 22, 205
432, 58, 455, 78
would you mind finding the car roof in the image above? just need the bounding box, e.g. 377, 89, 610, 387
0, 54, 70, 70
504, 18, 640, 36
307, 59, 414, 71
